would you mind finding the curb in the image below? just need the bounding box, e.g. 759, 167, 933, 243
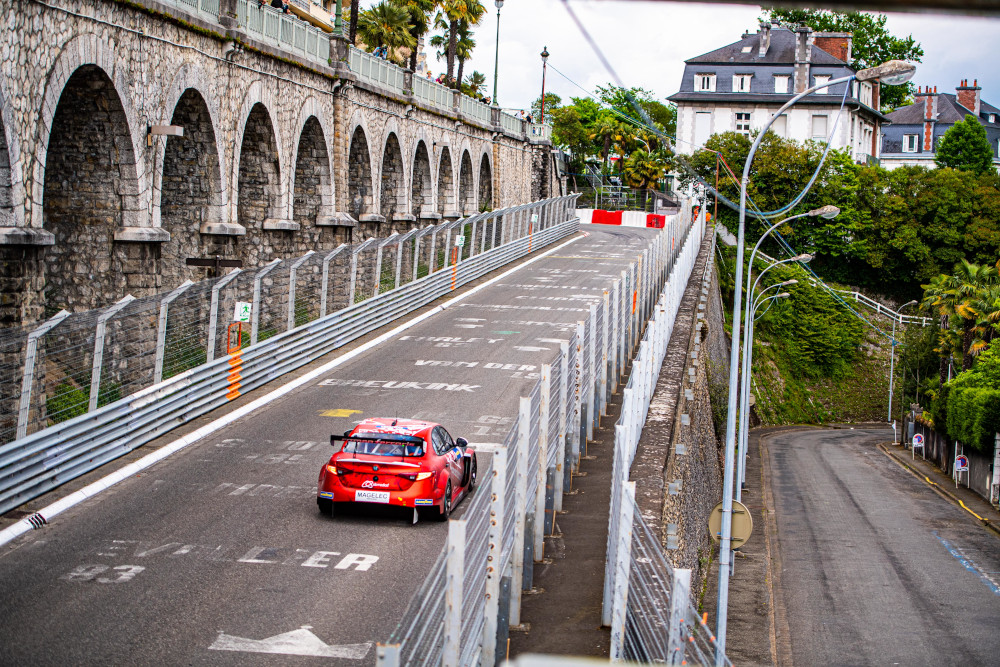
877, 442, 1000, 539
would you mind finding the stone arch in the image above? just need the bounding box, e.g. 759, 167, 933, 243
159, 88, 226, 280
230, 80, 287, 225
32, 34, 150, 232
458, 149, 476, 216
411, 140, 433, 219
155, 64, 228, 231
0, 77, 25, 228
236, 102, 283, 227
293, 115, 334, 231
42, 63, 149, 311
379, 132, 407, 221
348, 124, 375, 221
478, 151, 493, 211
436, 146, 456, 218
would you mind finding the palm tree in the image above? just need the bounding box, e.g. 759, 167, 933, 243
589, 116, 619, 171
394, 0, 438, 73
921, 273, 962, 384
358, 2, 415, 61
464, 70, 487, 98
438, 1, 484, 82
951, 259, 999, 370
349, 0, 360, 44
454, 22, 476, 90
623, 149, 666, 210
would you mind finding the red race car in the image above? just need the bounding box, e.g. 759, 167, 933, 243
317, 418, 477, 523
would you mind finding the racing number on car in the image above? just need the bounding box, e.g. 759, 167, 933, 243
60, 564, 146, 584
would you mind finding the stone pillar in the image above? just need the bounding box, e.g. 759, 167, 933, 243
0, 232, 51, 328
218, 0, 239, 30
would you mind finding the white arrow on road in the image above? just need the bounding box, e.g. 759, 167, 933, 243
210, 626, 371, 659
514, 345, 551, 353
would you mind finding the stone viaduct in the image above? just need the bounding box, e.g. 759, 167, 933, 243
0, 0, 560, 327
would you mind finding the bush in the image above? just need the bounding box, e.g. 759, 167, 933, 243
936, 344, 1000, 451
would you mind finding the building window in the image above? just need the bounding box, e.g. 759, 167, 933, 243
735, 112, 751, 135
811, 115, 828, 141
858, 81, 873, 107
903, 134, 918, 153
991, 114, 998, 124
732, 74, 752, 93
814, 75, 831, 94
770, 114, 787, 138
773, 75, 789, 94
696, 74, 716, 92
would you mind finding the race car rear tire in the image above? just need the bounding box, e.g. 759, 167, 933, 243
436, 482, 452, 521
467, 454, 478, 492
317, 498, 333, 516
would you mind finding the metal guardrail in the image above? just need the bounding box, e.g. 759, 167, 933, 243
377, 201, 716, 666
601, 208, 725, 665
0, 198, 579, 515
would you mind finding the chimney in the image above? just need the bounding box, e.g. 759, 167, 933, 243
914, 86, 938, 151
956, 78, 982, 115
758, 22, 771, 58
793, 25, 813, 93
813, 32, 853, 64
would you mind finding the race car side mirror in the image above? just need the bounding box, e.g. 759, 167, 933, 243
455, 437, 469, 448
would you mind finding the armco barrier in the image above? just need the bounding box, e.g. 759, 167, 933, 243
0, 197, 579, 515
377, 200, 725, 666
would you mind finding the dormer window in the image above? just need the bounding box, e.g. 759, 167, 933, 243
903, 134, 918, 153
733, 74, 752, 93
814, 75, 831, 94
991, 114, 998, 124
696, 74, 716, 92
774, 75, 789, 94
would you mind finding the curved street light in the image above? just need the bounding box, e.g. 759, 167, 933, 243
888, 299, 919, 428
717, 59, 915, 659
539, 46, 550, 122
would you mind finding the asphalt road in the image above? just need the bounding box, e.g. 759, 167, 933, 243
0, 225, 660, 666
766, 428, 1000, 667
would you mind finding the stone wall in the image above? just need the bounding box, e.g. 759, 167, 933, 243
0, 0, 552, 328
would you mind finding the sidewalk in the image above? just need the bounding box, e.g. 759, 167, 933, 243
879, 440, 1000, 537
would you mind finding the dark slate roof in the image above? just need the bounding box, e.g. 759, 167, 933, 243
685, 27, 847, 67
885, 92, 1000, 126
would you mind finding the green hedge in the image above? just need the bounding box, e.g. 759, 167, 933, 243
934, 344, 1000, 451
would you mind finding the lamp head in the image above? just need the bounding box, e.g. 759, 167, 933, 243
782, 279, 799, 286
904, 299, 918, 308
808, 205, 840, 219
795, 253, 814, 263
541, 46, 549, 63
495, 0, 503, 9
776, 293, 791, 299
856, 60, 916, 86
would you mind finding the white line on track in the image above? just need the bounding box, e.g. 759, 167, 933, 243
0, 235, 583, 548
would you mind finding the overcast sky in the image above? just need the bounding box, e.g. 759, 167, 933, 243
360, 1, 1000, 113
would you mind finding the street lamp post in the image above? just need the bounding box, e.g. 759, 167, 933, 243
888, 300, 919, 431
539, 46, 549, 122
714, 59, 916, 665
492, 0, 503, 105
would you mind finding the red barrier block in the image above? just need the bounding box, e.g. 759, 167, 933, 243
646, 214, 666, 229
592, 209, 622, 225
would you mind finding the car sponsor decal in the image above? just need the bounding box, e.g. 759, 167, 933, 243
361, 480, 390, 489
414, 499, 434, 506
318, 492, 334, 499
355, 490, 390, 504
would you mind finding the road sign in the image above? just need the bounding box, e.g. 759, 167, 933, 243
234, 301, 252, 323
708, 500, 753, 548
956, 454, 969, 472
455, 235, 465, 247
913, 433, 924, 447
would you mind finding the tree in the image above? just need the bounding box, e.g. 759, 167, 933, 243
531, 93, 561, 120
761, 8, 923, 112
358, 2, 415, 61
550, 106, 592, 180
464, 70, 487, 98
594, 84, 677, 137
623, 149, 667, 208
454, 22, 476, 89
589, 114, 620, 171
349, 0, 360, 45
935, 115, 995, 174
395, 0, 439, 73
438, 1, 484, 82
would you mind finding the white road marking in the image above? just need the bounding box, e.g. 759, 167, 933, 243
454, 324, 482, 328
209, 626, 372, 659
514, 346, 550, 353
318, 379, 480, 392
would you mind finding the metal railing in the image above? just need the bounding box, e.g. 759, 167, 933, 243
413, 76, 454, 114
459, 94, 491, 125
529, 123, 552, 141
601, 209, 719, 664
378, 201, 714, 666
500, 112, 523, 134
348, 46, 408, 95
169, 0, 221, 23
0, 197, 579, 515
234, 0, 330, 65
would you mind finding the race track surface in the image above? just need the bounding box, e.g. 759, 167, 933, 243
0, 225, 659, 666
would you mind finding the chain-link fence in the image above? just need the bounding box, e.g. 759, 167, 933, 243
0, 199, 583, 449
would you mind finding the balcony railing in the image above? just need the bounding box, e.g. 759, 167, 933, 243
500, 112, 522, 134
413, 76, 454, 113
348, 46, 407, 95
529, 123, 552, 141
170, 0, 221, 24
459, 94, 491, 126
235, 0, 330, 66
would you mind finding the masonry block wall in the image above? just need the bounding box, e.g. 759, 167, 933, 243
0, 0, 550, 330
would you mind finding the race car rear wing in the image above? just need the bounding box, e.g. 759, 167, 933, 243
330, 433, 425, 446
